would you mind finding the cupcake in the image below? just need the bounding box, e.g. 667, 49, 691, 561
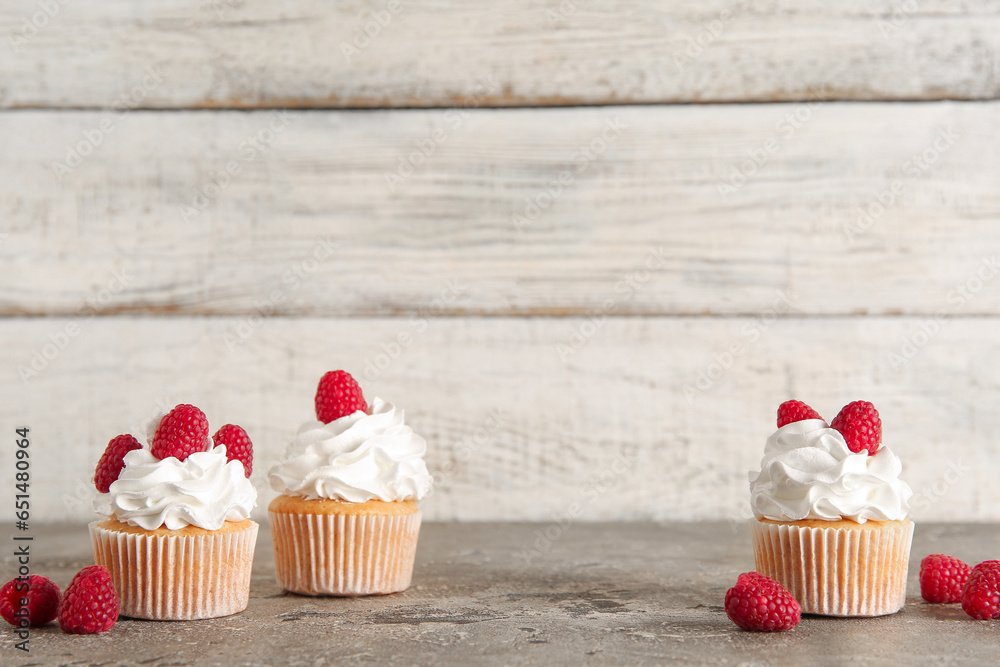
91, 404, 258, 620
748, 400, 914, 617
267, 370, 432, 596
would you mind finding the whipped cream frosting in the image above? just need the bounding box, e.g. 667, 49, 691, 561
94, 446, 257, 531
268, 397, 432, 502
749, 419, 912, 523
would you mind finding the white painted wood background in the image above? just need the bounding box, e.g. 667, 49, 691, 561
3, 0, 999, 107
1, 1, 998, 524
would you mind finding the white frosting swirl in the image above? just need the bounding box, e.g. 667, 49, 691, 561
93, 446, 257, 531
268, 397, 432, 502
749, 419, 912, 523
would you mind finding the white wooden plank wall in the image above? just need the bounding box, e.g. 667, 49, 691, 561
2, 1, 999, 107
2, 104, 999, 316
2, 317, 999, 525
1, 1, 998, 524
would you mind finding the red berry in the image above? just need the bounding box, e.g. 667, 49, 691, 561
962, 560, 1000, 619
725, 572, 801, 631
94, 434, 142, 493
213, 424, 253, 477
920, 554, 971, 603
0, 575, 60, 627
150, 404, 210, 462
57, 566, 119, 634
776, 400, 823, 428
315, 370, 367, 423
830, 400, 882, 455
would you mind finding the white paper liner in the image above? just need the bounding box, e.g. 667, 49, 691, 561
269, 510, 422, 596
90, 520, 258, 620
750, 519, 914, 617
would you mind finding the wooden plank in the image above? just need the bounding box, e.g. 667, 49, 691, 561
2, 102, 999, 317
2, 1, 998, 109
0, 315, 996, 523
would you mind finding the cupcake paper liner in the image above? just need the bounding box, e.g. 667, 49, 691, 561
750, 519, 914, 617
90, 520, 258, 620
269, 510, 422, 596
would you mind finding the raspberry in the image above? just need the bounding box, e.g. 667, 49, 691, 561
150, 404, 210, 462
213, 424, 253, 477
776, 400, 823, 428
920, 554, 971, 603
57, 566, 119, 634
725, 571, 800, 631
0, 575, 60, 627
94, 434, 142, 493
315, 370, 367, 424
962, 560, 1000, 619
830, 400, 882, 455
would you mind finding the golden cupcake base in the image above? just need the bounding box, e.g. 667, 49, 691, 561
751, 518, 914, 617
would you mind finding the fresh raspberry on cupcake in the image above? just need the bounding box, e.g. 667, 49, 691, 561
150, 404, 211, 461
94, 434, 142, 493
830, 400, 882, 455
213, 424, 254, 477
776, 400, 823, 428
315, 370, 368, 423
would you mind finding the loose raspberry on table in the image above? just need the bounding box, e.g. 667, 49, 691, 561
725, 571, 801, 631
920, 554, 971, 603
315, 370, 367, 424
0, 575, 60, 627
150, 404, 210, 462
776, 400, 823, 428
830, 400, 882, 455
962, 560, 1000, 620
213, 424, 253, 477
58, 566, 119, 634
94, 434, 142, 493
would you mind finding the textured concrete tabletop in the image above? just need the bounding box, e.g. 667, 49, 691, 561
2, 522, 1000, 665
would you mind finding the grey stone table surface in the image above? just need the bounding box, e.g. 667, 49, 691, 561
2, 521, 1000, 666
